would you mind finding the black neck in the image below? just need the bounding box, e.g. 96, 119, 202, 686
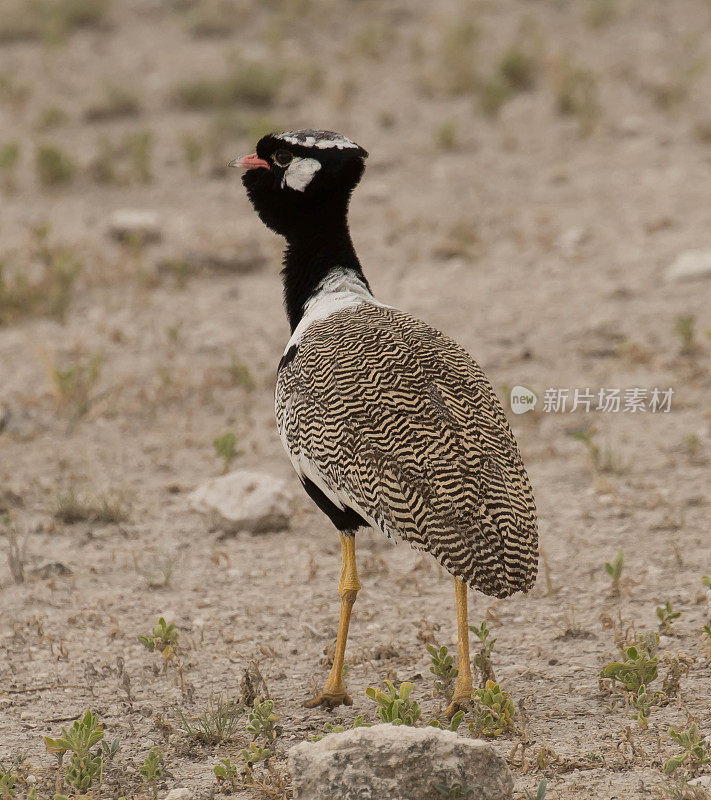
281, 220, 369, 332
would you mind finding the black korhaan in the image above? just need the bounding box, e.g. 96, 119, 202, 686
232, 128, 538, 714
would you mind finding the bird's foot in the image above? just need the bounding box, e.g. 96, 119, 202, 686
444, 684, 473, 720
303, 687, 353, 710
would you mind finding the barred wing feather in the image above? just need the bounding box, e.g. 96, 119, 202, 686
275, 304, 538, 598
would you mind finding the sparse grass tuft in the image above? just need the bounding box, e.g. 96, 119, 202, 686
181, 133, 203, 172
656, 600, 681, 635
498, 46, 538, 92
675, 315, 697, 355
177, 695, 242, 745
555, 58, 600, 135
434, 120, 458, 151
585, 0, 618, 28
36, 145, 76, 187
568, 426, 627, 474
36, 106, 67, 131
185, 0, 237, 38
0, 230, 81, 325
0, 0, 110, 44
54, 488, 128, 525
604, 551, 625, 597
46, 351, 104, 424
438, 18, 479, 96
84, 86, 141, 122
173, 63, 284, 110
127, 129, 153, 183
0, 143, 19, 171
214, 431, 240, 472
479, 78, 510, 117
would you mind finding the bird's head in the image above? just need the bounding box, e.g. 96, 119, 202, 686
231, 129, 368, 238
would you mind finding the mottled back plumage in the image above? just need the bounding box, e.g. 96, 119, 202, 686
276, 303, 538, 598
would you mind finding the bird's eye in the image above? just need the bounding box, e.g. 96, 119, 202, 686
272, 149, 293, 168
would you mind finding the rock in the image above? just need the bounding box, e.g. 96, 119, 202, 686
689, 776, 711, 792
665, 249, 711, 283
188, 470, 292, 534
288, 724, 513, 800
108, 209, 162, 245
163, 790, 191, 800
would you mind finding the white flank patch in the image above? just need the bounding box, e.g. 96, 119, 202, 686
283, 156, 322, 192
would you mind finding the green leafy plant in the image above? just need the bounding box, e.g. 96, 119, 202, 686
656, 601, 682, 634
600, 641, 659, 693
469, 620, 496, 685
427, 643, 458, 700
675, 315, 697, 355
524, 781, 547, 800
43, 710, 119, 791
630, 684, 652, 728
0, 766, 15, 799
429, 710, 465, 732
311, 714, 370, 742
241, 742, 271, 767
214, 756, 239, 789
469, 680, 515, 737
213, 431, 239, 472
663, 724, 711, 775
365, 680, 421, 726
36, 145, 75, 187
139, 747, 163, 799
604, 551, 625, 597
176, 696, 242, 745
246, 698, 278, 743
138, 617, 178, 672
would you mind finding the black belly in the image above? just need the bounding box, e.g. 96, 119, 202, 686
300, 476, 368, 533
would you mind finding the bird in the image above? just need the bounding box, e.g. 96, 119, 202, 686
230, 128, 538, 717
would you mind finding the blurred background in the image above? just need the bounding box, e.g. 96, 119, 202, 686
1, 1, 710, 798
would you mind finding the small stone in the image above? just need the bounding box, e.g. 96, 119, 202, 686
689, 776, 711, 790
556, 227, 589, 255
163, 790, 191, 800
664, 249, 711, 283
288, 724, 513, 800
188, 470, 292, 534
108, 209, 162, 245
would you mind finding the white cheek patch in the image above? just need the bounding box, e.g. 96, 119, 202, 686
282, 156, 321, 192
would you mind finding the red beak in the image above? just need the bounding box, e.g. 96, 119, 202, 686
228, 152, 270, 170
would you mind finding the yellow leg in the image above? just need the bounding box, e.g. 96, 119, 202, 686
445, 577, 474, 719
304, 533, 361, 709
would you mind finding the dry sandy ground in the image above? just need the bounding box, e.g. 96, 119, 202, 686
1, 0, 711, 798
